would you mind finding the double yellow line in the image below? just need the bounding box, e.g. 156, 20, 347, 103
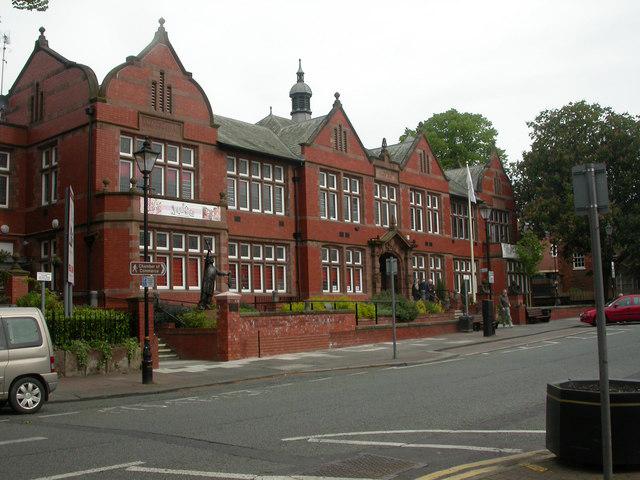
416, 450, 551, 480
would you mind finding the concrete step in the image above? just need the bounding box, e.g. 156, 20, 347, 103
157, 337, 179, 361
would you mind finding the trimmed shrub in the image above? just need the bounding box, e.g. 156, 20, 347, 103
178, 308, 215, 328
17, 288, 63, 313
371, 291, 418, 322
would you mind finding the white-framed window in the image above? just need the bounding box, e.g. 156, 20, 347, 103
319, 171, 338, 220
342, 175, 361, 223
489, 209, 510, 243
572, 253, 585, 270
410, 189, 424, 232
119, 136, 196, 199
321, 246, 341, 293
451, 199, 478, 240
345, 248, 363, 293
228, 241, 287, 293
141, 231, 212, 290
41, 146, 58, 205
507, 260, 530, 293
429, 255, 444, 283
454, 258, 477, 294
227, 156, 285, 215
0, 151, 9, 208
426, 193, 440, 234
374, 182, 397, 227
412, 254, 427, 282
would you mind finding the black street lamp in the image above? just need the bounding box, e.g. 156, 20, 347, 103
134, 138, 160, 385
479, 204, 492, 299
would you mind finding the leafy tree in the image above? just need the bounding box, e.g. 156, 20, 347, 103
515, 231, 544, 306
12, 0, 49, 10
512, 101, 640, 274
401, 109, 506, 169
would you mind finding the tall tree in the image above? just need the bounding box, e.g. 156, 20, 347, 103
12, 0, 49, 10
401, 109, 506, 169
512, 101, 640, 273
515, 231, 544, 306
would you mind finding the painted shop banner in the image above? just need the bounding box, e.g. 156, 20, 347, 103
141, 197, 221, 222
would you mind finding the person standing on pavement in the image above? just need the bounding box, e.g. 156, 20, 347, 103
412, 279, 421, 301
499, 289, 513, 327
419, 278, 428, 301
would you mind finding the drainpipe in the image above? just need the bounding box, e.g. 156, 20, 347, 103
84, 106, 96, 305
293, 164, 302, 298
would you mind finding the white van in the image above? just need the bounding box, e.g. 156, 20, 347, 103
0, 307, 58, 414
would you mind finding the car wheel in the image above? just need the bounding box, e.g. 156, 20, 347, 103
9, 377, 45, 414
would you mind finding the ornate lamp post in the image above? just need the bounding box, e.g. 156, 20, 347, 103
134, 138, 160, 384
479, 204, 492, 299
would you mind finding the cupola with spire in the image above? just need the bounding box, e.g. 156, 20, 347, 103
289, 59, 312, 122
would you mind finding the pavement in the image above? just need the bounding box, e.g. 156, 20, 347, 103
51, 318, 640, 480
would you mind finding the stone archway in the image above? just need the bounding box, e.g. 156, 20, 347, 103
368, 228, 415, 298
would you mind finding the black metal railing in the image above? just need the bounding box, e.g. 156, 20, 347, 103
46, 309, 134, 347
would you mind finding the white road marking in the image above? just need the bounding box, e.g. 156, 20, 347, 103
120, 406, 146, 411
387, 358, 464, 370
29, 461, 144, 479
38, 411, 79, 418
267, 382, 294, 388
348, 372, 367, 376
0, 419, 9, 423
309, 377, 331, 382
306, 437, 521, 453
0, 436, 47, 446
126, 466, 373, 480
283, 429, 545, 442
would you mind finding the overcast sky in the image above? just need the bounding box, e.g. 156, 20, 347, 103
1, 0, 639, 163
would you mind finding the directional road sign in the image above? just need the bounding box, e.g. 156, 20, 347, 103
130, 261, 166, 276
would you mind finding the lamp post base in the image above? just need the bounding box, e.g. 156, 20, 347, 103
141, 338, 153, 384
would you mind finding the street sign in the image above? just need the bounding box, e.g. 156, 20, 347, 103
36, 271, 52, 282
385, 257, 398, 276
488, 271, 495, 284
140, 275, 155, 288
130, 261, 166, 276
572, 163, 609, 215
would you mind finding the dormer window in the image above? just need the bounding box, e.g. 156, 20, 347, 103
333, 124, 347, 153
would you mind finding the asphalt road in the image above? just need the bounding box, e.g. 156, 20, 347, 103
1, 323, 639, 480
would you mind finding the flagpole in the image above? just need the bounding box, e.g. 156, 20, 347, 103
468, 192, 476, 304
466, 163, 477, 304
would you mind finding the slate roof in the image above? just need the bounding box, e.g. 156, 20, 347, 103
367, 136, 417, 165
256, 114, 294, 133
272, 115, 327, 156
215, 115, 300, 161
445, 163, 486, 198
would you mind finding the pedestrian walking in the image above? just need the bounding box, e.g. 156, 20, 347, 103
499, 289, 513, 327
419, 278, 428, 302
426, 279, 436, 302
412, 279, 421, 301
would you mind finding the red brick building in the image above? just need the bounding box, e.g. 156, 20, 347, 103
0, 20, 526, 308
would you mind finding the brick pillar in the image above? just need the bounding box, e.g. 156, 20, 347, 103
6, 266, 29, 305
509, 294, 526, 325
127, 297, 159, 368
215, 291, 241, 361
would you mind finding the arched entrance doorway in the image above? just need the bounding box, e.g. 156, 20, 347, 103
379, 252, 401, 293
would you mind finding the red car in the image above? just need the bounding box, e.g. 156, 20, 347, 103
580, 294, 640, 325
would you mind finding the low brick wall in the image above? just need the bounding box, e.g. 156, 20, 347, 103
158, 327, 218, 361
550, 305, 590, 320
330, 320, 459, 348
160, 310, 458, 361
